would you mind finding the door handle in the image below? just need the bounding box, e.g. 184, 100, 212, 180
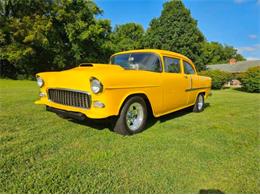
184, 75, 188, 79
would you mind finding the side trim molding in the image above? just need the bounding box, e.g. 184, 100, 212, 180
185, 86, 211, 92
106, 85, 160, 90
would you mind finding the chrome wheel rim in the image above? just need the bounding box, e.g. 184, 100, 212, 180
197, 95, 204, 110
126, 102, 144, 131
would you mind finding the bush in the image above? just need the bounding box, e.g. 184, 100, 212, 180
199, 70, 231, 89
240, 66, 260, 93
234, 72, 245, 81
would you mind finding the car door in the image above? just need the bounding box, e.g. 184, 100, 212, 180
183, 60, 199, 105
162, 56, 190, 113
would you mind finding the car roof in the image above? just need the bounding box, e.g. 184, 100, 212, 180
112, 49, 193, 64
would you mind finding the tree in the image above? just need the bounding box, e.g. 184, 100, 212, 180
201, 42, 245, 65
142, 0, 206, 70
110, 23, 144, 52
0, 0, 113, 78
0, 0, 246, 79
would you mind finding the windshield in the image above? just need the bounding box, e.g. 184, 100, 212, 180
110, 52, 162, 72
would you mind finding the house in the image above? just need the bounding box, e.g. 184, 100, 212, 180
206, 59, 260, 87
206, 59, 260, 73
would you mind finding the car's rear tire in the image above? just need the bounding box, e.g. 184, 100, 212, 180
193, 93, 204, 112
113, 96, 147, 135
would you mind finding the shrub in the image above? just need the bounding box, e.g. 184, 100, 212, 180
199, 70, 231, 89
240, 66, 260, 93
234, 72, 245, 81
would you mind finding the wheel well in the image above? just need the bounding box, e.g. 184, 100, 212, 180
120, 93, 154, 117
199, 92, 206, 96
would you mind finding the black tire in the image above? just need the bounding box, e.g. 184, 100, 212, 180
112, 96, 147, 135
193, 93, 205, 112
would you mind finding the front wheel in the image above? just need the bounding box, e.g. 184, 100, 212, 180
113, 96, 147, 135
193, 93, 204, 112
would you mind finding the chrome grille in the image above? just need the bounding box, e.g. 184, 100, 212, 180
48, 88, 90, 109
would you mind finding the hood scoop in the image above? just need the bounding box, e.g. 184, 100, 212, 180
75, 63, 124, 71
79, 63, 94, 67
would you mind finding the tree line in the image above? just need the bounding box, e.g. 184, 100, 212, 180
0, 0, 245, 79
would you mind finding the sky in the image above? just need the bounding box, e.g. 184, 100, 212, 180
94, 0, 260, 60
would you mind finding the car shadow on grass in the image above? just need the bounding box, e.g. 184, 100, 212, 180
143, 102, 210, 131
66, 103, 210, 133
69, 117, 112, 131
199, 189, 224, 194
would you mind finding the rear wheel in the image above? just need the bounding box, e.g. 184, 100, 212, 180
113, 96, 147, 135
193, 93, 204, 112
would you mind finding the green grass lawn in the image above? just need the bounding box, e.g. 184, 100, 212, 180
0, 79, 259, 193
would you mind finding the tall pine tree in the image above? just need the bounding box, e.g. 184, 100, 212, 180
142, 0, 205, 70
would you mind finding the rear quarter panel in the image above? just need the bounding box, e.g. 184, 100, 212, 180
193, 75, 212, 99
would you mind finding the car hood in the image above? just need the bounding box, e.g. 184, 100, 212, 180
37, 63, 161, 91
38, 63, 123, 77
62, 63, 125, 75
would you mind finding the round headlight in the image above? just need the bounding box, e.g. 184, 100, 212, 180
90, 78, 103, 94
37, 77, 44, 88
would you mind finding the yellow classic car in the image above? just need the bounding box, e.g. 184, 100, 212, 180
35, 49, 211, 135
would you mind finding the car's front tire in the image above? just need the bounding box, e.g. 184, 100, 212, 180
113, 96, 147, 135
193, 93, 205, 112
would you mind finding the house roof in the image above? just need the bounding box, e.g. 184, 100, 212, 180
206, 60, 260, 73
